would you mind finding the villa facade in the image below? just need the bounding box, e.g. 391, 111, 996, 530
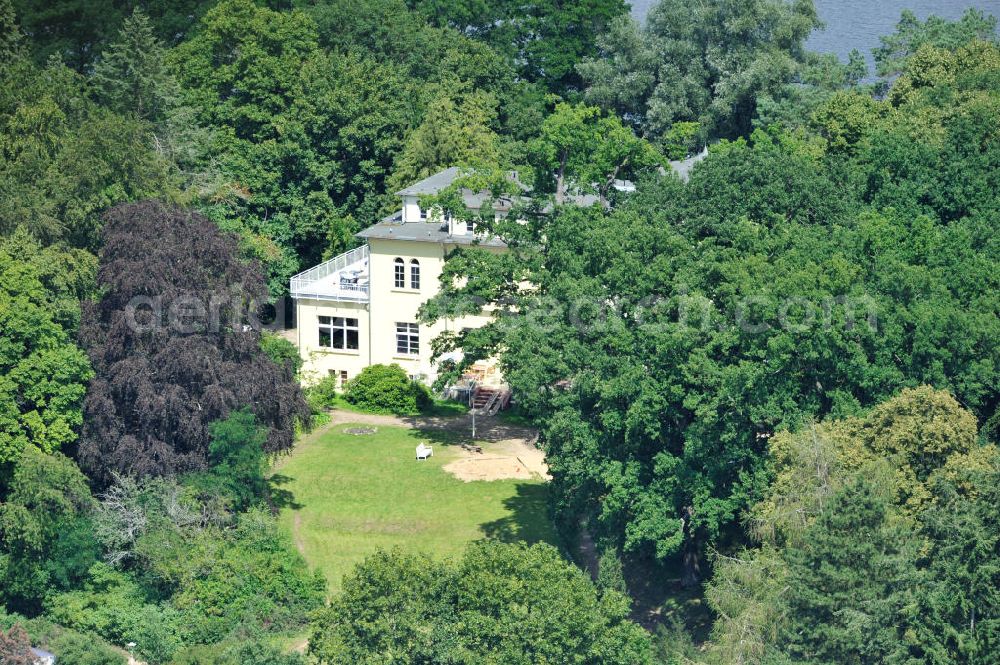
290, 162, 669, 387
290, 167, 505, 387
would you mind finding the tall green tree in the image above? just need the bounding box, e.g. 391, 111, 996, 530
170, 0, 415, 291
77, 201, 309, 486
528, 102, 662, 204
0, 234, 93, 469
204, 408, 269, 512
0, 51, 173, 248
91, 8, 178, 124
916, 465, 1000, 663
0, 446, 98, 613
779, 473, 925, 664
578, 0, 821, 139
874, 8, 997, 77
387, 86, 501, 194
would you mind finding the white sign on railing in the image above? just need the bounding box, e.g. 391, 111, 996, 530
290, 245, 370, 301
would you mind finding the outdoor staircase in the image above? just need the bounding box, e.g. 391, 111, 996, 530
470, 386, 511, 416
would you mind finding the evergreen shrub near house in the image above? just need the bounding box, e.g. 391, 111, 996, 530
344, 364, 431, 415
260, 333, 303, 376
304, 375, 340, 414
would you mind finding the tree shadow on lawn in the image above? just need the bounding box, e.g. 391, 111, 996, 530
478, 483, 555, 546
267, 472, 303, 511
401, 413, 539, 445
403, 425, 465, 449
402, 418, 540, 451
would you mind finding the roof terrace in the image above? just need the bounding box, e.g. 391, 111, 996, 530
289, 245, 369, 302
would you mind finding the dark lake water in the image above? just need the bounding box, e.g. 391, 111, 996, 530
629, 0, 1000, 63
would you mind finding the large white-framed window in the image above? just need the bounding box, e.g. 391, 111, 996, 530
395, 322, 419, 355
393, 257, 405, 288
465, 219, 474, 233
410, 259, 420, 290
318, 316, 359, 351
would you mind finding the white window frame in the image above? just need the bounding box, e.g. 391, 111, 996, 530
393, 257, 405, 288
410, 259, 420, 290
395, 322, 419, 355
319, 316, 359, 351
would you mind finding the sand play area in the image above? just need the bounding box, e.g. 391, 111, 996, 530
443, 439, 550, 482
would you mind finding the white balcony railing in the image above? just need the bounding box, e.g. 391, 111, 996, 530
289, 245, 369, 302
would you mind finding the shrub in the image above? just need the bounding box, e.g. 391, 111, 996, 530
0, 608, 126, 665
304, 374, 340, 413
45, 564, 183, 664
205, 408, 269, 512
171, 639, 306, 665
343, 364, 431, 415
260, 333, 302, 376
145, 508, 326, 645
596, 548, 628, 596
48, 629, 129, 665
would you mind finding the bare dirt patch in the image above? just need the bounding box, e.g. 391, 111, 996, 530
443, 439, 550, 482
444, 456, 535, 481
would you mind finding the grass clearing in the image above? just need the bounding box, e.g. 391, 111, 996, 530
273, 422, 555, 594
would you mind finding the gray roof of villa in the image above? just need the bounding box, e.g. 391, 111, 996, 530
357, 212, 507, 247
365, 167, 642, 246
395, 167, 464, 196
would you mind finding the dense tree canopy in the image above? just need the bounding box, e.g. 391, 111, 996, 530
409, 0, 629, 94
77, 201, 309, 485
578, 0, 822, 141
310, 541, 653, 664
0, 446, 98, 613
0, 47, 174, 249
874, 8, 997, 76
0, 233, 93, 469
705, 388, 999, 664
423, 37, 1000, 582
1, 0, 999, 662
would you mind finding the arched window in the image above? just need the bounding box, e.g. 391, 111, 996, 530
410, 259, 420, 290
394, 257, 404, 288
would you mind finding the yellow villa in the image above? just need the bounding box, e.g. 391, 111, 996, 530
290, 167, 505, 389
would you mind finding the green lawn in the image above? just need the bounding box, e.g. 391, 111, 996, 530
273, 423, 555, 594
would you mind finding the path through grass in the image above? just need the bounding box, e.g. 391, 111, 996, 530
273, 423, 555, 594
